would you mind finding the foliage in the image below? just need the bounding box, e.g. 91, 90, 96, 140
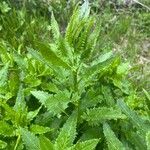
0, 0, 149, 150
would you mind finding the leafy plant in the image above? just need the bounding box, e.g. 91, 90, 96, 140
0, 1, 149, 150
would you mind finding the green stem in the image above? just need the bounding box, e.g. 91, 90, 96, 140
14, 134, 21, 150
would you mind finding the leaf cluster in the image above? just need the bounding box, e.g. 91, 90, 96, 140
0, 1, 149, 150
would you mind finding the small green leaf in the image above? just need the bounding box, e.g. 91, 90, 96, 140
82, 107, 126, 125
103, 123, 125, 150
35, 42, 71, 69
90, 51, 113, 66
13, 52, 27, 70
0, 1, 11, 13
0, 121, 14, 137
20, 127, 40, 150
67, 139, 99, 150
27, 47, 50, 68
55, 112, 77, 149
117, 99, 149, 133
30, 124, 52, 134
0, 99, 20, 125
84, 54, 117, 80
51, 12, 60, 41
27, 106, 42, 122
0, 62, 9, 87
39, 136, 54, 150
143, 89, 150, 111
128, 131, 147, 150
14, 84, 26, 112
31, 90, 71, 115
0, 140, 7, 149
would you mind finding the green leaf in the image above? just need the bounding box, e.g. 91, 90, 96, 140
117, 62, 129, 75
0, 99, 20, 125
0, 121, 14, 137
30, 124, 52, 134
90, 51, 113, 66
83, 54, 117, 80
102, 86, 115, 106
20, 127, 40, 150
35, 42, 71, 69
27, 47, 51, 68
51, 12, 60, 41
146, 131, 150, 150
65, 6, 80, 46
117, 99, 149, 133
31, 90, 71, 115
143, 88, 150, 111
81, 89, 103, 110
27, 106, 42, 122
13, 52, 27, 70
39, 136, 54, 150
0, 43, 11, 64
14, 84, 26, 112
42, 82, 59, 93
82, 107, 126, 125
0, 62, 9, 87
67, 139, 99, 150
103, 123, 125, 150
80, 127, 101, 141
0, 140, 7, 149
128, 131, 147, 150
0, 1, 11, 13
8, 70, 20, 95
55, 112, 77, 149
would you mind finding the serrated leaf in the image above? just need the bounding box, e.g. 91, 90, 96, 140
31, 90, 71, 115
0, 140, 7, 149
27, 106, 42, 122
51, 12, 60, 41
0, 43, 10, 62
101, 85, 115, 106
0, 62, 9, 87
103, 123, 125, 150
67, 139, 99, 150
13, 52, 27, 70
82, 107, 126, 125
27, 47, 51, 68
35, 42, 71, 69
42, 82, 59, 93
80, 127, 101, 141
90, 51, 113, 66
117, 99, 149, 133
14, 84, 26, 112
128, 131, 146, 150
0, 121, 14, 137
84, 54, 117, 80
8, 70, 20, 95
55, 112, 77, 149
0, 99, 20, 125
20, 127, 40, 150
81, 89, 103, 110
39, 136, 54, 150
30, 124, 52, 134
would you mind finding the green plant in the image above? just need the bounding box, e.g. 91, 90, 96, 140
0, 1, 149, 150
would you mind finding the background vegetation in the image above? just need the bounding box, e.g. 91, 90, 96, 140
0, 0, 149, 149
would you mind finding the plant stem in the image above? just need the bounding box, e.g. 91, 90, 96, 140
14, 134, 21, 150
